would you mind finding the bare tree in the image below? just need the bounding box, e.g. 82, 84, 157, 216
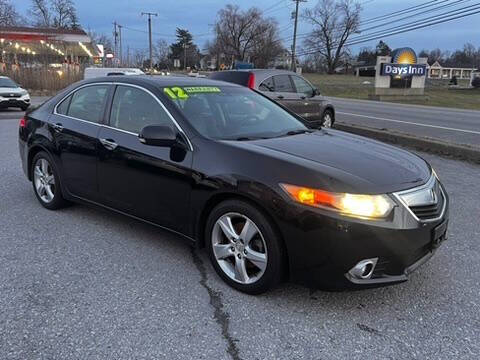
133, 49, 147, 68
302, 0, 361, 74
212, 5, 284, 68
29, 0, 78, 28
250, 21, 284, 68
0, 0, 21, 26
154, 39, 170, 68
88, 30, 113, 51
51, 0, 77, 28
29, 0, 51, 27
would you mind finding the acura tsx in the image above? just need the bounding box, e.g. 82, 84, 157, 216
18, 76, 449, 294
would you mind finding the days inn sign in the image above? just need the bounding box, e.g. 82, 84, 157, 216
380, 47, 427, 78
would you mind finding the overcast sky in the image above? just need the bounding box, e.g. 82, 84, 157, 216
15, 0, 480, 54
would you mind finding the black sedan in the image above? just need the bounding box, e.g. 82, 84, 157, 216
18, 76, 449, 294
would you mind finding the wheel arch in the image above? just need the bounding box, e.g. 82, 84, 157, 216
195, 191, 290, 278
27, 144, 50, 181
323, 106, 335, 120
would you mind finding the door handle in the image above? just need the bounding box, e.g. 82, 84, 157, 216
276, 95, 284, 99
52, 123, 63, 132
100, 138, 118, 151
300, 96, 306, 100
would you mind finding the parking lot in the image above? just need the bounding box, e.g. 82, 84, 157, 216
1, 111, 479, 359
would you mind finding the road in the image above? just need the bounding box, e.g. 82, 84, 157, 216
1, 112, 479, 359
331, 97, 480, 148
0, 97, 50, 121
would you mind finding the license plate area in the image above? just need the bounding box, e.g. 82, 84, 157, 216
431, 220, 448, 249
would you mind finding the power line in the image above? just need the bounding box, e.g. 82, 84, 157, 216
298, 2, 480, 55
296, 7, 480, 57
279, 0, 472, 45
262, 0, 287, 14
361, 0, 443, 24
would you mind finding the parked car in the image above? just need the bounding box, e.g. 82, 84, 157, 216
0, 76, 30, 111
19, 76, 448, 294
84, 67, 145, 80
209, 69, 335, 128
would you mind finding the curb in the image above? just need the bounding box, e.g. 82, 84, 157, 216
334, 122, 480, 164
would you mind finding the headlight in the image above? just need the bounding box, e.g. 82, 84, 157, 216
20, 90, 28, 96
280, 184, 395, 219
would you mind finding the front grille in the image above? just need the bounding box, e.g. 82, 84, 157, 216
410, 181, 444, 220
0, 93, 21, 98
395, 175, 445, 222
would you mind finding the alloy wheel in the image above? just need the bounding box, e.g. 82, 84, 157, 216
211, 212, 268, 284
33, 158, 56, 203
323, 112, 333, 128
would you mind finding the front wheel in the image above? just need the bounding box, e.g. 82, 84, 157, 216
31, 151, 68, 210
322, 109, 334, 128
206, 200, 285, 294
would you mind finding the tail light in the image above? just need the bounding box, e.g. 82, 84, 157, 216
247, 73, 255, 89
19, 117, 26, 128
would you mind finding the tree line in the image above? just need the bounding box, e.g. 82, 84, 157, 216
0, 0, 79, 29
1, 0, 478, 72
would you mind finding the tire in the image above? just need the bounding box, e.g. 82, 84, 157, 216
322, 109, 334, 128
21, 105, 29, 111
31, 151, 69, 210
205, 199, 285, 294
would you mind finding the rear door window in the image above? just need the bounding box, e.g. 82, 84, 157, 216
273, 75, 294, 93
56, 95, 72, 115
67, 85, 109, 123
259, 77, 274, 92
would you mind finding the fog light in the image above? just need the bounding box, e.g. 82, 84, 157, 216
348, 258, 378, 279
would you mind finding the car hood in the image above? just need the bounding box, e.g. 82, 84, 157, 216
0, 87, 24, 94
241, 129, 431, 193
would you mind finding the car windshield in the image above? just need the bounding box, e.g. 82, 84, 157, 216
0, 78, 18, 88
164, 86, 308, 140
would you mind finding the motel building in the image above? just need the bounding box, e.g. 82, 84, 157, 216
427, 61, 476, 80
0, 26, 99, 73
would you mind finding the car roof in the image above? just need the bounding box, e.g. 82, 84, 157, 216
83, 75, 241, 88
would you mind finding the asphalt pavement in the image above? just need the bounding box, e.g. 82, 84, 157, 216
331, 97, 480, 148
1, 113, 479, 359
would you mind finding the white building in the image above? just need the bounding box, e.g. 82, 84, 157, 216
427, 61, 476, 80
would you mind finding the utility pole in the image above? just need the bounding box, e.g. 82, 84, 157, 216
183, 37, 188, 70
118, 24, 123, 67
141, 12, 158, 71
291, 0, 306, 72
113, 21, 118, 67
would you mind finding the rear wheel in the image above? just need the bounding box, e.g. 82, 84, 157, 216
31, 151, 68, 210
322, 109, 334, 128
206, 199, 285, 294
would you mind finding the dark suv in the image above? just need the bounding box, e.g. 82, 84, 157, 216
209, 69, 334, 128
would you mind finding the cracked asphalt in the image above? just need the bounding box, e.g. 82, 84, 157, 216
1, 113, 479, 359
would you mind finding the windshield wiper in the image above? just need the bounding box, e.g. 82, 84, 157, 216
234, 136, 268, 141
275, 129, 315, 138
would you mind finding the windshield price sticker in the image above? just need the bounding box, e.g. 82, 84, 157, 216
164, 86, 221, 99
183, 86, 221, 93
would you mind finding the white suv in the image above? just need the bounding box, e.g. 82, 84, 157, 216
0, 76, 30, 111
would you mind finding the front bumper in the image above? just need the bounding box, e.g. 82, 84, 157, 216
0, 95, 30, 108
277, 178, 449, 290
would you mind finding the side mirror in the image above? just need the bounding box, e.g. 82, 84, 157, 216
139, 125, 177, 147
312, 88, 320, 96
